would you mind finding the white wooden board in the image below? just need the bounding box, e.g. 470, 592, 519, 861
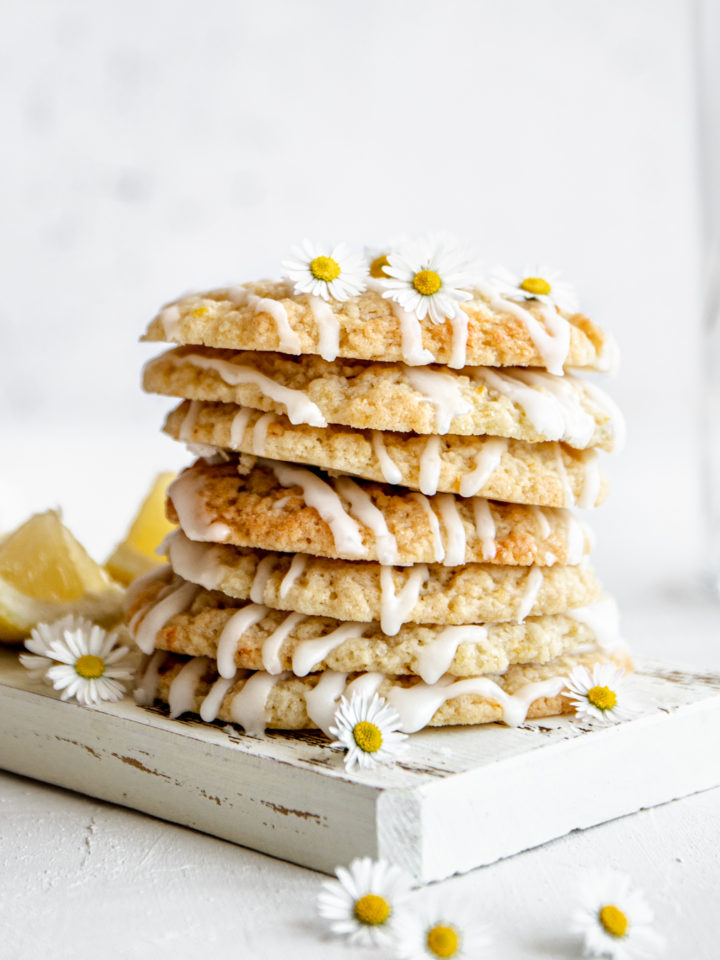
1, 648, 719, 884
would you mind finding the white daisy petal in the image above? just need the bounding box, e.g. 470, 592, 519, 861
282, 241, 368, 302
488, 263, 579, 314
563, 663, 637, 725
318, 857, 411, 947
394, 891, 492, 959
328, 692, 407, 771
571, 870, 664, 959
380, 236, 474, 325
22, 616, 132, 706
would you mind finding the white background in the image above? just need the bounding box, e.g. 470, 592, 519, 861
2, 2, 720, 957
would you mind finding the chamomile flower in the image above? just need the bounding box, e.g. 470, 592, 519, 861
329, 691, 407, 771
394, 897, 491, 958
317, 856, 411, 947
571, 870, 664, 958
282, 240, 368, 302
489, 265, 579, 313
563, 663, 635, 725
20, 614, 94, 682
21, 616, 133, 705
381, 236, 474, 324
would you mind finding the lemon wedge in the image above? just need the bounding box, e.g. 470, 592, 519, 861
105, 472, 176, 585
0, 510, 124, 642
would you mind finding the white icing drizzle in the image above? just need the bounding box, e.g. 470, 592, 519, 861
459, 437, 508, 497
200, 676, 235, 722
168, 470, 232, 543
390, 301, 435, 365
252, 412, 276, 456
305, 671, 348, 735
262, 611, 306, 675
474, 280, 571, 376
379, 564, 429, 636
561, 509, 586, 564
435, 493, 466, 566
133, 581, 200, 655
166, 532, 224, 590
216, 604, 269, 679
250, 555, 276, 604
554, 446, 576, 506
134, 650, 168, 706
472, 498, 497, 560
184, 353, 327, 427
410, 493, 445, 562
160, 305, 181, 340
447, 308, 469, 369
268, 461, 366, 558
307, 295, 340, 362
567, 596, 621, 650
292, 623, 366, 677
279, 554, 309, 599
179, 399, 201, 441
371, 430, 403, 485
530, 506, 552, 539
388, 674, 567, 731
415, 624, 489, 685
473, 368, 566, 441
336, 477, 398, 564
230, 407, 252, 448
405, 368, 471, 435
577, 449, 602, 509
168, 656, 211, 718
344, 672, 384, 699
514, 567, 544, 622
580, 378, 627, 453
419, 436, 442, 496
230, 671, 288, 736
227, 285, 301, 355
513, 369, 596, 447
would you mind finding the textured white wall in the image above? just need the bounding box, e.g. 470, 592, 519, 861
0, 0, 703, 603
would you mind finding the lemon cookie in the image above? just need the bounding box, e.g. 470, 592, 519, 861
143, 281, 617, 374
164, 401, 608, 507
165, 460, 593, 566
163, 530, 601, 631
127, 569, 621, 683
143, 347, 624, 450
136, 645, 631, 733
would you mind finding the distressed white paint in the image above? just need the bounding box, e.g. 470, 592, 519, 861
2, 649, 720, 884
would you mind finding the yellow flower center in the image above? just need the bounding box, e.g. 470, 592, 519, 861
587, 685, 617, 711
426, 924, 460, 957
310, 256, 341, 283
413, 269, 442, 296
353, 720, 383, 753
75, 654, 105, 680
519, 276, 551, 296
369, 255, 390, 278
354, 893, 390, 926
599, 904, 629, 938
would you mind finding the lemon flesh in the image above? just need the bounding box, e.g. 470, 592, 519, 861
0, 510, 124, 642
105, 472, 176, 585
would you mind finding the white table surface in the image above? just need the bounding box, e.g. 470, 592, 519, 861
2, 597, 719, 959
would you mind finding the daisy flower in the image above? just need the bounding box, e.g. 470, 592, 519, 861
21, 615, 133, 705
563, 663, 637, 725
380, 236, 474, 324
329, 691, 407, 771
394, 896, 491, 958
489, 265, 579, 313
282, 240, 368, 302
317, 856, 411, 947
571, 870, 664, 958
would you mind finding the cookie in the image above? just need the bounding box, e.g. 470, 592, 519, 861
137, 645, 631, 733
165, 460, 593, 566
164, 400, 608, 507
143, 346, 624, 450
164, 530, 601, 631
127, 569, 621, 684
143, 280, 618, 374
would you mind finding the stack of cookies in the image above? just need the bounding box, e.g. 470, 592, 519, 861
128, 239, 629, 738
